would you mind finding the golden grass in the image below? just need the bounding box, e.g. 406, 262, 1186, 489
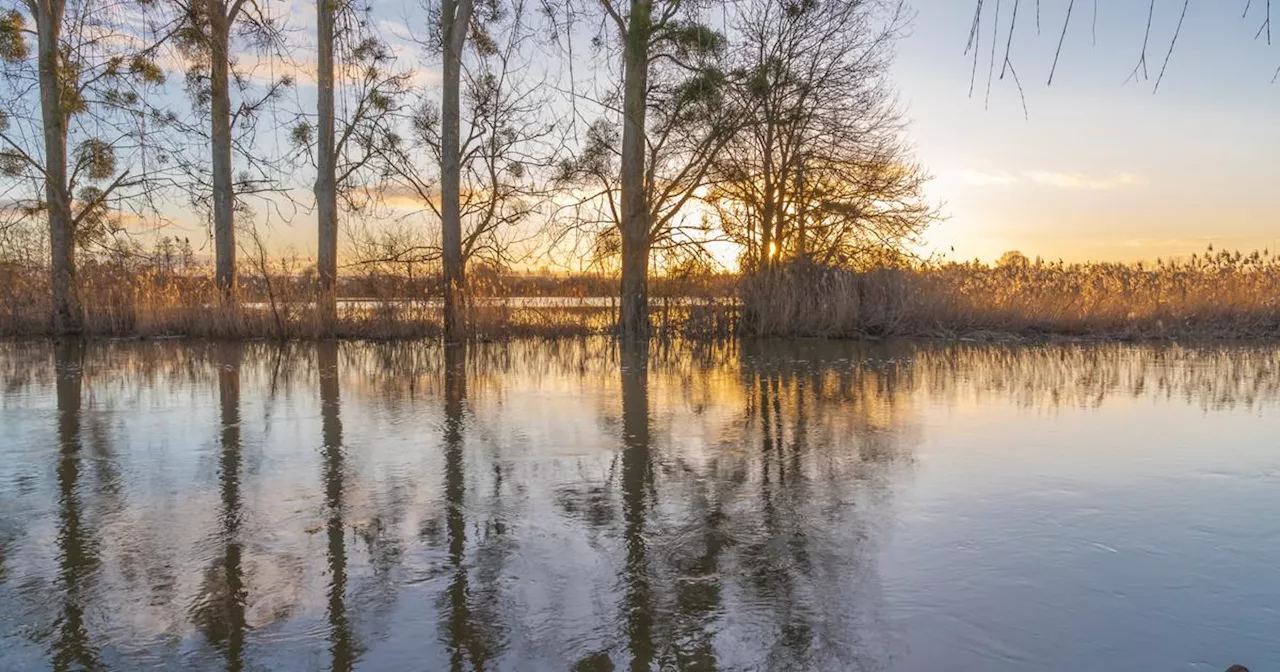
742, 252, 1280, 339
0, 262, 735, 340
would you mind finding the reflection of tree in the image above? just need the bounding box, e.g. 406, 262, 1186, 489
31, 337, 1280, 668
619, 338, 655, 672
439, 342, 507, 671
732, 340, 901, 671
192, 343, 248, 672
319, 341, 355, 672
659, 474, 725, 671
51, 339, 101, 671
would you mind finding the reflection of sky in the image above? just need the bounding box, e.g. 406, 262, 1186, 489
889, 396, 1280, 671
3, 340, 1280, 669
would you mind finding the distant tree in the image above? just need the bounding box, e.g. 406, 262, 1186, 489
554, 0, 735, 332
997, 249, 1029, 268
0, 0, 169, 333
710, 0, 933, 272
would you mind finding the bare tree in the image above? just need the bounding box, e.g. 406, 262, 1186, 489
305, 0, 408, 328
0, 0, 170, 333
170, 0, 290, 302
373, 0, 555, 321
710, 0, 933, 271
554, 3, 734, 333
316, 0, 338, 324
441, 0, 474, 342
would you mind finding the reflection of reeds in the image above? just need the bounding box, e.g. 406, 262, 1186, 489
6, 338, 1280, 414
742, 253, 1280, 339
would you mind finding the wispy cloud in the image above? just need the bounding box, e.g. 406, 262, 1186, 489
957, 170, 1146, 190
956, 170, 1020, 187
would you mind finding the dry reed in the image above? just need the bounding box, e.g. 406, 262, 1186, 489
10, 247, 1280, 341
741, 252, 1280, 339
0, 261, 733, 340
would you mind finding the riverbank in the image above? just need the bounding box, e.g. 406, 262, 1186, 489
7, 250, 1280, 342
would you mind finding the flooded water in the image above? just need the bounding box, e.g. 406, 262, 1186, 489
1, 338, 1278, 671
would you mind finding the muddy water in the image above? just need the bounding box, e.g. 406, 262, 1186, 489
1, 339, 1277, 671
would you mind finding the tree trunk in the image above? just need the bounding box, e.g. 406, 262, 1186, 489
759, 188, 774, 274
618, 0, 651, 337
440, 0, 474, 344
315, 0, 338, 329
210, 6, 237, 301
796, 165, 806, 262
36, 1, 81, 334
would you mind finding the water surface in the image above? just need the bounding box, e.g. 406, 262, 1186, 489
1, 338, 1277, 671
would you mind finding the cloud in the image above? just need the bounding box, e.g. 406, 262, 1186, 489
1025, 171, 1145, 190
956, 170, 1020, 187
957, 169, 1146, 190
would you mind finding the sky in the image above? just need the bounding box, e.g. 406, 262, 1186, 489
129, 0, 1280, 267
896, 0, 1280, 263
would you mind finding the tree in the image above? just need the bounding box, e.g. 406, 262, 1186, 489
997, 249, 1029, 268
709, 0, 932, 272
305, 0, 408, 328
555, 1, 734, 335
316, 0, 338, 325
373, 0, 554, 333
0, 0, 168, 333
171, 0, 289, 301
440, 0, 474, 342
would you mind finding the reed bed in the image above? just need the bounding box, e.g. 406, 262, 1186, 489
0, 261, 736, 340
9, 248, 1280, 341
741, 252, 1280, 339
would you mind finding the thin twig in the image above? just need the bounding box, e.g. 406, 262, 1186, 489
1127, 0, 1156, 84
1048, 0, 1076, 86
1000, 0, 1020, 80
1092, 0, 1098, 46
967, 0, 985, 97
986, 0, 1001, 107
1154, 0, 1191, 93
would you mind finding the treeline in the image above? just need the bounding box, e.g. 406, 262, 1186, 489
0, 0, 933, 339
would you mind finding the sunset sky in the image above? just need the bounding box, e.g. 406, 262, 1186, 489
899, 0, 1280, 263
170, 0, 1280, 267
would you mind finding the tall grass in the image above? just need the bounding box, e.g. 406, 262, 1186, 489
741, 252, 1280, 339
0, 260, 735, 340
